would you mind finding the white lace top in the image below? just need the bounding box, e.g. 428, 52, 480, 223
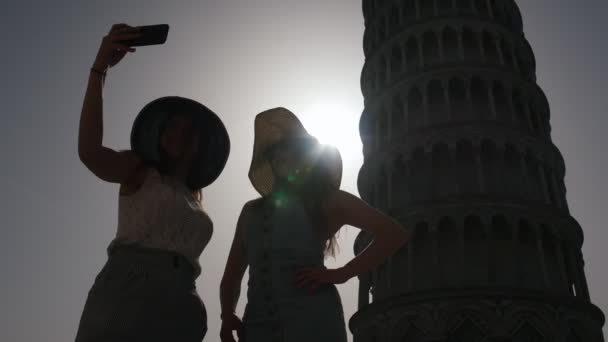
108, 167, 213, 277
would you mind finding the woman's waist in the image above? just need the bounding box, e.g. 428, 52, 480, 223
247, 262, 324, 283
245, 283, 342, 318
108, 239, 201, 275
105, 242, 197, 280
247, 267, 332, 296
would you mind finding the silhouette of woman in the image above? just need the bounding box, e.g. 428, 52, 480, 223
219, 108, 410, 342
74, 23, 230, 342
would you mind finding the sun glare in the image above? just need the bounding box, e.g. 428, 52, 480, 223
299, 101, 363, 166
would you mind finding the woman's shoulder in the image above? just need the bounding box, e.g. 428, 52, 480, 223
243, 197, 265, 211
119, 165, 158, 196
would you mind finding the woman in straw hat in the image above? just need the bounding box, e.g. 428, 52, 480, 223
219, 108, 410, 342
75, 23, 230, 341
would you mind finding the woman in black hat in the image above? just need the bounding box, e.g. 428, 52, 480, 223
219, 108, 409, 342
75, 24, 230, 342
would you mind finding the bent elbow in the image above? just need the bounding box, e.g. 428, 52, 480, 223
78, 146, 95, 165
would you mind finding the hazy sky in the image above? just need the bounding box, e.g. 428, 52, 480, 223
1, 1, 606, 341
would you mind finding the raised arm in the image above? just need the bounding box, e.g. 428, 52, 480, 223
219, 201, 252, 342
78, 23, 142, 183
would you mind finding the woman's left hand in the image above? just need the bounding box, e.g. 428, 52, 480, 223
295, 267, 350, 291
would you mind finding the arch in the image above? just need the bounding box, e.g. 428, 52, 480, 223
396, 321, 427, 341
438, 217, 459, 287
463, 215, 487, 285
471, 77, 491, 120
392, 96, 405, 135
524, 152, 542, 201
511, 319, 546, 342
362, 67, 373, 94
456, 0, 473, 14
363, 0, 373, 15
541, 226, 560, 291
448, 315, 487, 342
366, 68, 377, 93
512, 88, 528, 130
437, 0, 453, 15
406, 36, 420, 72
389, 4, 400, 32
391, 44, 403, 75
422, 30, 440, 66
501, 37, 514, 68
378, 55, 388, 88
544, 167, 559, 206
455, 139, 477, 194
482, 30, 500, 64
377, 164, 389, 209
413, 222, 433, 289
442, 27, 460, 62
393, 156, 409, 207
427, 79, 448, 125
408, 86, 424, 129
527, 99, 543, 136
504, 143, 522, 197
492, 1, 506, 26
410, 147, 429, 201
561, 241, 577, 296
402, 0, 416, 21
516, 44, 534, 78
493, 81, 511, 123
377, 16, 387, 41
518, 219, 543, 289
462, 27, 480, 61
487, 0, 497, 18
566, 320, 587, 342
474, 0, 489, 16
481, 139, 500, 194
420, 0, 434, 18
449, 78, 469, 120
491, 215, 513, 285
378, 107, 389, 143
502, 4, 514, 29
431, 143, 453, 198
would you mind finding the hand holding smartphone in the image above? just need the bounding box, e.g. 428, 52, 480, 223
120, 24, 169, 47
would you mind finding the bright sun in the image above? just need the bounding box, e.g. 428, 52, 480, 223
298, 101, 363, 166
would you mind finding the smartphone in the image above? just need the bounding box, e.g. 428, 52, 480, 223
121, 24, 169, 47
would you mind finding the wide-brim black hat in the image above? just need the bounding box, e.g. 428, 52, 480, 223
130, 96, 230, 189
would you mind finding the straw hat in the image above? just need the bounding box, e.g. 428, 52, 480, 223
248, 107, 342, 196
130, 96, 230, 189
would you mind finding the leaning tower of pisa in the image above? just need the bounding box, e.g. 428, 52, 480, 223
350, 0, 605, 341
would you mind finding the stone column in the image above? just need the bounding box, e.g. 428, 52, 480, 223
555, 238, 570, 293
575, 251, 591, 300
511, 221, 521, 287
475, 148, 486, 192
537, 164, 551, 204
534, 224, 550, 287
358, 272, 371, 308
458, 220, 466, 285
432, 224, 441, 286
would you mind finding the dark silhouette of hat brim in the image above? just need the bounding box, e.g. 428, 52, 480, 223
130, 96, 230, 189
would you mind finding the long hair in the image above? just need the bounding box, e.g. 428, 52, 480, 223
155, 112, 203, 205
272, 141, 339, 257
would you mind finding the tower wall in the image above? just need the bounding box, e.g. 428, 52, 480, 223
352, 1, 605, 341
